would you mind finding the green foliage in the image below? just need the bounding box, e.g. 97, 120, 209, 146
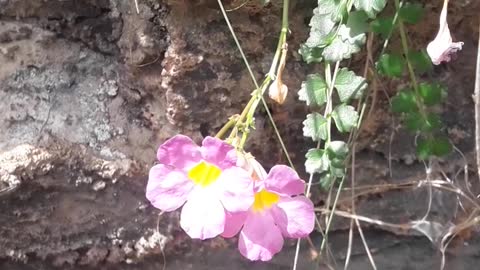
298, 45, 323, 64
303, 113, 328, 141
323, 11, 369, 62
298, 74, 327, 106
316, 0, 347, 22
376, 1, 452, 160
391, 90, 417, 113
326, 141, 348, 165
418, 83, 444, 106
300, 0, 385, 189
407, 50, 433, 74
305, 149, 329, 174
301, 6, 370, 63
377, 53, 405, 77
371, 16, 395, 39
405, 112, 441, 132
305, 12, 336, 48
416, 136, 452, 160
353, 0, 387, 18
334, 68, 367, 101
332, 104, 359, 132
398, 3, 423, 24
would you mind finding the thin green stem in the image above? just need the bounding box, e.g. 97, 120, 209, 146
294, 60, 342, 269
325, 62, 341, 143
319, 175, 346, 254
215, 116, 238, 139
217, 0, 259, 90
216, 0, 295, 173
268, 0, 289, 78
394, 0, 428, 121
228, 95, 257, 141
379, 0, 403, 56
217, 0, 293, 168
260, 96, 296, 170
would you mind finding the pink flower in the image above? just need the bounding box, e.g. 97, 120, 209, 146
426, 0, 463, 65
236, 152, 267, 181
223, 163, 315, 261
146, 135, 255, 240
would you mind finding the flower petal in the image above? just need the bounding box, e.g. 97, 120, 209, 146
238, 212, 284, 261
180, 191, 225, 240
264, 165, 305, 196
218, 167, 255, 212
268, 80, 288, 104
157, 135, 202, 170
201, 136, 236, 170
426, 0, 463, 65
271, 196, 315, 238
237, 152, 268, 181
222, 211, 247, 238
146, 164, 194, 211
427, 39, 463, 65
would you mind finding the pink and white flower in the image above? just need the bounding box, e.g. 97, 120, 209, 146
146, 135, 255, 240
223, 161, 315, 261
426, 0, 463, 65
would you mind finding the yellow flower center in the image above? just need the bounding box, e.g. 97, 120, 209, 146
187, 161, 222, 187
252, 189, 280, 212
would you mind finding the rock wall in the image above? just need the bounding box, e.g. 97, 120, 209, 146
0, 0, 479, 269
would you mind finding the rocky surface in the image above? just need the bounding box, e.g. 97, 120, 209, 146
0, 0, 479, 269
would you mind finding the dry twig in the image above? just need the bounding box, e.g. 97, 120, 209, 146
475, 20, 480, 182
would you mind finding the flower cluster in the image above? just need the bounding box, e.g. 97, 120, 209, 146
146, 135, 315, 261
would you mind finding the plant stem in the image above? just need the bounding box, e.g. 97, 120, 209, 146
268, 0, 289, 78
243, 0, 289, 122
215, 116, 238, 139
216, 0, 290, 151
394, 0, 428, 121
475, 20, 480, 182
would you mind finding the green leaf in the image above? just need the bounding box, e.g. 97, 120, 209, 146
305, 149, 329, 174
431, 136, 452, 157
334, 68, 367, 102
329, 157, 346, 169
332, 104, 359, 133
399, 3, 424, 24
299, 74, 328, 106
419, 83, 444, 106
407, 50, 433, 74
416, 136, 452, 159
377, 53, 405, 77
315, 0, 346, 22
330, 166, 346, 177
326, 141, 348, 169
322, 11, 368, 62
405, 112, 441, 132
416, 138, 432, 160
299, 45, 323, 64
353, 0, 387, 18
391, 90, 418, 113
322, 37, 360, 62
327, 140, 349, 159
371, 16, 395, 39
339, 11, 369, 44
305, 13, 336, 48
320, 173, 336, 190
424, 113, 442, 131
404, 112, 423, 132
303, 113, 328, 141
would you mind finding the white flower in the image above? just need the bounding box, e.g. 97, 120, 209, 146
426, 0, 463, 65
